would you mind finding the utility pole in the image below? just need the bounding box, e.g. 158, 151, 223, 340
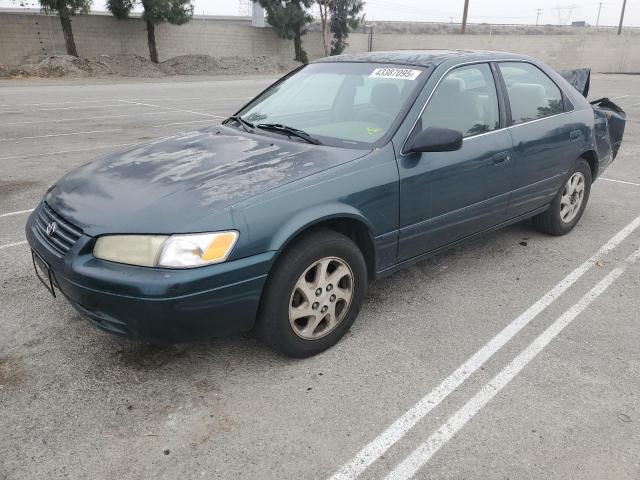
461, 0, 469, 34
595, 2, 603, 27
535, 8, 543, 26
618, 0, 627, 35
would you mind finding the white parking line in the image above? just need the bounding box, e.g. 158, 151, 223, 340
118, 100, 225, 118
0, 118, 220, 143
0, 143, 135, 161
3, 110, 176, 126
0, 96, 251, 108
622, 101, 640, 109
328, 213, 640, 480
0, 104, 132, 114
0, 129, 122, 142
0, 209, 33, 218
610, 94, 629, 100
0, 240, 28, 250
151, 119, 216, 128
0, 98, 135, 107
600, 177, 640, 187
385, 247, 640, 480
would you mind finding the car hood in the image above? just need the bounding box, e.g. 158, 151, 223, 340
46, 126, 369, 235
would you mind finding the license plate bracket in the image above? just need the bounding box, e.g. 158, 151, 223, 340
32, 250, 56, 298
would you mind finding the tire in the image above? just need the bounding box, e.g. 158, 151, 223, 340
256, 229, 368, 358
533, 158, 592, 236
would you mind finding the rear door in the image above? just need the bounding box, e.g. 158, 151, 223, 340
498, 61, 583, 218
397, 62, 513, 261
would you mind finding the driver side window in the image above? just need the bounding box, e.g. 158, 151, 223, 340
421, 63, 500, 138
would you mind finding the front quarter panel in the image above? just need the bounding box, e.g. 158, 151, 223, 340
230, 144, 400, 272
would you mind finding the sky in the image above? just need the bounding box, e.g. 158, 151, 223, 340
1, 0, 638, 27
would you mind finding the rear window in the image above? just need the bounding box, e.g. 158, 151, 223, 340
499, 62, 565, 125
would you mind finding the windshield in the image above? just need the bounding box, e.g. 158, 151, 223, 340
235, 62, 430, 148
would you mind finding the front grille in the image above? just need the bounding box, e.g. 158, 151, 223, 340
34, 202, 82, 257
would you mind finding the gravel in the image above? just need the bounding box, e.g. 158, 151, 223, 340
0, 54, 302, 80
159, 54, 301, 76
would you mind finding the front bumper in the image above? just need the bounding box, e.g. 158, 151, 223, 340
26, 210, 275, 343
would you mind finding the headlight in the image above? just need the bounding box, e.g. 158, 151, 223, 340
93, 231, 238, 268
158, 232, 238, 268
93, 235, 169, 267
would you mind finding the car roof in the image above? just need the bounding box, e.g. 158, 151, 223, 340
312, 50, 528, 68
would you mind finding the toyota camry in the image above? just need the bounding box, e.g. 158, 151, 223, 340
26, 50, 626, 357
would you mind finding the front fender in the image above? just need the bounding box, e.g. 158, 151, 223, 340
229, 144, 400, 265
267, 203, 375, 252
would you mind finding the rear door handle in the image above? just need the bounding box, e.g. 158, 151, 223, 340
492, 151, 510, 166
570, 130, 581, 142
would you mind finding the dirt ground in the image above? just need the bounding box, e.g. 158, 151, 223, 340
0, 54, 302, 80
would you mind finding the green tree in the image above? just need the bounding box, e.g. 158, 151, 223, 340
257, 0, 314, 64
106, 0, 194, 63
330, 0, 364, 55
317, 0, 331, 56
39, 0, 92, 57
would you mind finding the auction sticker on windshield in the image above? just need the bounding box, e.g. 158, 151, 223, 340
369, 68, 422, 80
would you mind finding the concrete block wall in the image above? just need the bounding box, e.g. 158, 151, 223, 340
0, 12, 296, 66
0, 11, 638, 73
364, 33, 640, 72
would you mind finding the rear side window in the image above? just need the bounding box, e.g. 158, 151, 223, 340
420, 63, 500, 138
499, 62, 565, 125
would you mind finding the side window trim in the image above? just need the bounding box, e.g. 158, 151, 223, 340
497, 60, 574, 127
489, 62, 510, 129
401, 61, 500, 154
400, 58, 576, 155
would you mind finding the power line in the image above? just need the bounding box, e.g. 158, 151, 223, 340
552, 4, 579, 25
358, 0, 639, 27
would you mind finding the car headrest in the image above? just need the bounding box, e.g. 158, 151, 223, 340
371, 83, 401, 113
508, 83, 547, 122
509, 83, 546, 102
438, 77, 465, 95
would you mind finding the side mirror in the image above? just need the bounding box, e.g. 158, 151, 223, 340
406, 127, 463, 153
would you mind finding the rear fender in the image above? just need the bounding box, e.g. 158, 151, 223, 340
591, 97, 627, 162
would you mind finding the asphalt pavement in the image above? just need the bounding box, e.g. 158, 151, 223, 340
1, 73, 639, 479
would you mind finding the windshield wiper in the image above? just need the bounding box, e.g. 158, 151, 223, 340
256, 123, 322, 145
224, 115, 255, 132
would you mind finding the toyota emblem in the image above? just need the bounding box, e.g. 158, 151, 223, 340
46, 222, 57, 237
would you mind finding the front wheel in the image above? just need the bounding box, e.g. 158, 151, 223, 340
256, 229, 367, 357
533, 159, 592, 235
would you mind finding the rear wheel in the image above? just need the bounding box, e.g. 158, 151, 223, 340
256, 229, 367, 357
533, 158, 592, 235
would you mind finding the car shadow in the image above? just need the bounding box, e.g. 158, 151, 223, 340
83, 219, 541, 375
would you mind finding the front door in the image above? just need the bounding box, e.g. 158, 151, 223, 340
397, 62, 513, 262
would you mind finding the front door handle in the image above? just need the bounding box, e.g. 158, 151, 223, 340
492, 151, 510, 166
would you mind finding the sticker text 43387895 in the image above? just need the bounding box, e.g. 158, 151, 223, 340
369, 68, 422, 80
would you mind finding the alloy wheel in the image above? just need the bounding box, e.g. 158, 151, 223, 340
560, 172, 586, 223
289, 257, 354, 340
